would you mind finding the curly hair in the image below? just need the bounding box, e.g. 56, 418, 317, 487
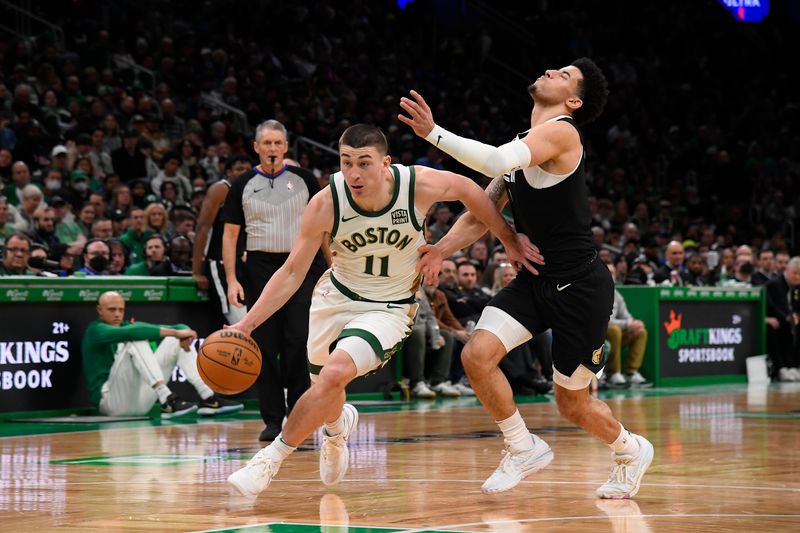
571, 57, 609, 124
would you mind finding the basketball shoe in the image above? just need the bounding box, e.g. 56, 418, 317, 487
320, 404, 359, 485
596, 434, 654, 499
227, 446, 283, 499
481, 434, 554, 493
160, 394, 197, 418
198, 395, 244, 416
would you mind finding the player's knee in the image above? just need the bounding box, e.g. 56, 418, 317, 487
607, 324, 622, 341
317, 362, 352, 391
461, 343, 490, 374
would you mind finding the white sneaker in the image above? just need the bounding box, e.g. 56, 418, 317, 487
320, 403, 358, 485
227, 447, 282, 499
789, 368, 800, 380
627, 371, 648, 385
608, 372, 628, 386
411, 381, 437, 398
430, 381, 461, 397
596, 434, 654, 499
453, 379, 476, 396
779, 367, 798, 382
481, 435, 554, 494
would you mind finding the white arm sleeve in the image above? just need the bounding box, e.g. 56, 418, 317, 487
425, 124, 532, 176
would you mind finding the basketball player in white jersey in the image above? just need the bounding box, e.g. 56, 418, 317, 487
399, 58, 654, 499
227, 124, 538, 498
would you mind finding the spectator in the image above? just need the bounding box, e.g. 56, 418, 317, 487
0, 232, 32, 275
605, 263, 649, 387
106, 238, 130, 275
126, 233, 168, 276
41, 168, 69, 202
144, 202, 171, 237
90, 218, 113, 239
442, 260, 491, 327
5, 161, 35, 207
0, 196, 17, 246
151, 151, 192, 203
18, 184, 44, 233
775, 251, 790, 276
764, 258, 800, 382
427, 202, 453, 244
119, 207, 148, 264
653, 240, 688, 285
684, 252, 712, 287
81, 291, 242, 417
147, 234, 192, 276
31, 207, 60, 250
77, 238, 111, 275
404, 289, 461, 398
111, 129, 146, 182
751, 249, 776, 286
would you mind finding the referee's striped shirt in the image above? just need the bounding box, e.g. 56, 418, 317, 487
222, 165, 321, 253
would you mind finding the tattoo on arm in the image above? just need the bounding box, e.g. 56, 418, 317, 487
486, 176, 507, 204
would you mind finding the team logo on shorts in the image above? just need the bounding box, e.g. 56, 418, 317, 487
391, 209, 409, 225
592, 345, 604, 365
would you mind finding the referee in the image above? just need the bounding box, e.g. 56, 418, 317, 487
222, 119, 328, 442
192, 155, 251, 325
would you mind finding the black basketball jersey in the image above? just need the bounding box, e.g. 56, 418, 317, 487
204, 179, 231, 261
504, 115, 596, 279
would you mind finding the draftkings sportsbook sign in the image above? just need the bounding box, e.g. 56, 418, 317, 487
658, 300, 756, 377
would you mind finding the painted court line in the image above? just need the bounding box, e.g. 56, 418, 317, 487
14, 477, 800, 494
398, 513, 800, 532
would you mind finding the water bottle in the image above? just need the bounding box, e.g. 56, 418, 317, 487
429, 324, 441, 349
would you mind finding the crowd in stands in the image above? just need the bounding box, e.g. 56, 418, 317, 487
1, 1, 799, 386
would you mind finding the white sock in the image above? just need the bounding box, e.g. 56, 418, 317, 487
609, 424, 640, 454
265, 435, 296, 462
324, 408, 346, 436
496, 409, 535, 454
197, 387, 214, 401
155, 384, 171, 404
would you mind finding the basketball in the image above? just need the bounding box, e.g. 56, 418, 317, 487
197, 329, 262, 395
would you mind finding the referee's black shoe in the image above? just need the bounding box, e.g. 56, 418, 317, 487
160, 394, 198, 418
198, 394, 244, 416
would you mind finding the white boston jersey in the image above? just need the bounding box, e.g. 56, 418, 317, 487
328, 164, 426, 302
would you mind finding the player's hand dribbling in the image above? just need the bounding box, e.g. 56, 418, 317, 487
227, 279, 246, 308
398, 90, 436, 138
416, 243, 443, 286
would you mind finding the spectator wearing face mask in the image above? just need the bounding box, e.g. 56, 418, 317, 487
76, 238, 111, 276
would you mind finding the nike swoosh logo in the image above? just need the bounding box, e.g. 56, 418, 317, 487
436, 135, 443, 146
254, 188, 265, 193
341, 214, 360, 222
386, 304, 404, 309
556, 283, 571, 291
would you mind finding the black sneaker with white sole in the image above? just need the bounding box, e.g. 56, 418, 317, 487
198, 394, 244, 416
160, 394, 198, 418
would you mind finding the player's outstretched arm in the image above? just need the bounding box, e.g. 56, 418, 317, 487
231, 193, 333, 336
399, 90, 572, 177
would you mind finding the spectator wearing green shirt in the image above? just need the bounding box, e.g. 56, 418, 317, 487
82, 291, 243, 417
119, 207, 148, 263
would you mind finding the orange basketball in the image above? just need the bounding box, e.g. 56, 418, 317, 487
197, 329, 262, 395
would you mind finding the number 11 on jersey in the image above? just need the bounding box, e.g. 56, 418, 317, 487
364, 255, 389, 277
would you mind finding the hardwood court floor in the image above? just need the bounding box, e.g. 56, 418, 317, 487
2, 383, 800, 532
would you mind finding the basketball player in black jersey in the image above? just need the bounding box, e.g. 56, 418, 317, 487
400, 57, 653, 499
192, 156, 251, 325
